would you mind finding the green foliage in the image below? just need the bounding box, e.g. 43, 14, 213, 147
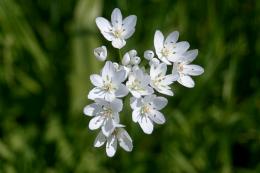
0, 0, 260, 172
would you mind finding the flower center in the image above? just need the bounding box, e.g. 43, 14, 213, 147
161, 47, 175, 57
128, 79, 144, 91
177, 63, 184, 72
103, 82, 115, 92
113, 28, 124, 38
141, 105, 151, 115
103, 107, 113, 118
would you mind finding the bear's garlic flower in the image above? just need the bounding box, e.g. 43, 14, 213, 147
84, 7, 204, 157
95, 8, 137, 49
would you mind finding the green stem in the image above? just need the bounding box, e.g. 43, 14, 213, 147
118, 49, 122, 62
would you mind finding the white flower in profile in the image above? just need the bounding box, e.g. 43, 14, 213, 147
130, 95, 167, 134
154, 30, 190, 65
150, 62, 178, 96
94, 46, 107, 61
94, 126, 133, 157
88, 61, 129, 101
172, 49, 204, 88
126, 68, 154, 98
83, 98, 123, 137
95, 8, 137, 49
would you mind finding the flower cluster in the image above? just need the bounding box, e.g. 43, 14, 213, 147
84, 8, 204, 157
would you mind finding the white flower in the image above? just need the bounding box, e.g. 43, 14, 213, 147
130, 95, 167, 134
94, 126, 133, 157
84, 98, 123, 137
172, 49, 204, 88
88, 61, 129, 101
94, 46, 107, 61
144, 50, 154, 61
126, 68, 154, 98
95, 8, 137, 49
154, 30, 190, 65
150, 62, 178, 96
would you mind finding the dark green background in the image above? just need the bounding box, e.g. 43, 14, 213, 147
0, 0, 260, 172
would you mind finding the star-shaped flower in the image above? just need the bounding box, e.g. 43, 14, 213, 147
88, 61, 129, 101
94, 126, 133, 157
84, 98, 123, 137
150, 62, 178, 96
154, 30, 190, 65
95, 8, 137, 49
172, 49, 204, 88
126, 68, 154, 98
130, 95, 167, 134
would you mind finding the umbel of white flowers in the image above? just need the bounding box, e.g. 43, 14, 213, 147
84, 8, 204, 157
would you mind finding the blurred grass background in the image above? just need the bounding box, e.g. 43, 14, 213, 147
0, 0, 260, 172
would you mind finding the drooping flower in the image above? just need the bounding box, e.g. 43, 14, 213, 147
88, 61, 129, 101
150, 62, 178, 96
172, 49, 204, 88
130, 95, 167, 134
94, 46, 107, 61
154, 30, 190, 65
95, 8, 137, 49
83, 98, 123, 137
126, 67, 154, 98
94, 126, 133, 157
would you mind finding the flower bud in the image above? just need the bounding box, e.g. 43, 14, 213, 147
94, 46, 107, 61
129, 49, 137, 57
149, 58, 160, 66
130, 56, 141, 65
144, 50, 154, 60
122, 53, 131, 65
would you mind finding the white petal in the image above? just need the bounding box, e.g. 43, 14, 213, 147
157, 88, 174, 96
117, 128, 133, 152
90, 74, 103, 87
181, 49, 198, 64
112, 38, 126, 49
152, 97, 168, 110
130, 97, 142, 109
115, 84, 129, 98
159, 56, 172, 65
160, 74, 177, 86
95, 17, 112, 32
111, 8, 122, 27
83, 103, 100, 116
144, 50, 154, 60
113, 70, 126, 83
106, 135, 117, 157
89, 116, 104, 130
110, 98, 123, 112
102, 118, 115, 137
102, 61, 115, 79
138, 117, 154, 134
178, 75, 195, 88
122, 15, 137, 39
132, 109, 141, 123
165, 31, 179, 45
154, 30, 164, 55
149, 110, 165, 124
175, 41, 190, 53
104, 92, 116, 102
94, 131, 106, 147
182, 65, 204, 76
88, 87, 104, 100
